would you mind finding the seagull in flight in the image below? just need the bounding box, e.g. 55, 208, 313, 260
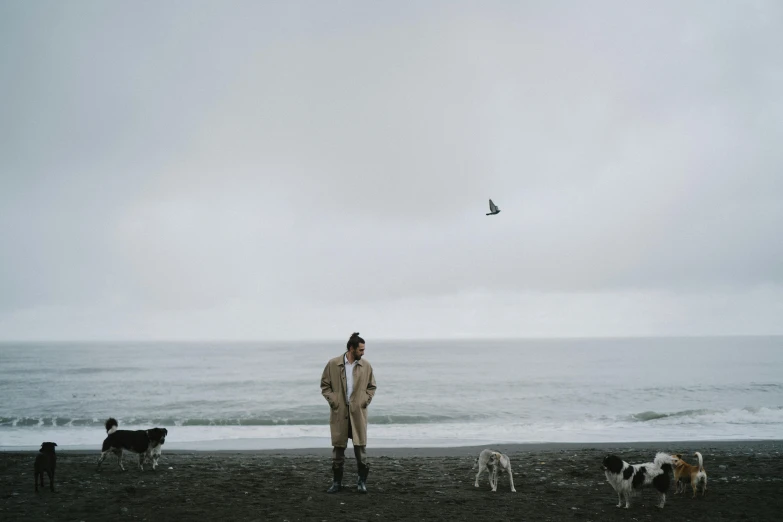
486, 199, 501, 216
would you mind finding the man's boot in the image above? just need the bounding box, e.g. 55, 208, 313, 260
357, 465, 369, 494
327, 467, 343, 493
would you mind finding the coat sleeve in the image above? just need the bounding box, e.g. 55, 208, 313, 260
320, 362, 338, 409
364, 366, 377, 407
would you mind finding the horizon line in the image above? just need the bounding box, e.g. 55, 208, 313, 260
1, 333, 781, 344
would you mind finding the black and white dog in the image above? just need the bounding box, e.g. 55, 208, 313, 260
602, 452, 675, 509
97, 418, 168, 471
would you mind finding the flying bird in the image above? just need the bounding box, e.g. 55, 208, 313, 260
486, 199, 501, 216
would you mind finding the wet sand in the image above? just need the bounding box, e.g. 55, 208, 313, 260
2, 440, 781, 521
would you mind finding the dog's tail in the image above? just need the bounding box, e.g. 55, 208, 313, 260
694, 451, 704, 472
105, 417, 118, 434
654, 452, 675, 469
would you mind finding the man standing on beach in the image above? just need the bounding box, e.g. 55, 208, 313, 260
320, 332, 377, 494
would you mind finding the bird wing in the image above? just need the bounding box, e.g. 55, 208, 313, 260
489, 199, 496, 211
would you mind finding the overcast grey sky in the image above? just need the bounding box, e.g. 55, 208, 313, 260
1, 0, 782, 340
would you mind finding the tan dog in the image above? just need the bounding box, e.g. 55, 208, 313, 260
672, 452, 707, 498
474, 449, 517, 492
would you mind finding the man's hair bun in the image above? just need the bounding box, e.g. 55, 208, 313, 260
347, 332, 365, 350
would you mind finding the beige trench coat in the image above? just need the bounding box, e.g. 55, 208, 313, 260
320, 353, 377, 447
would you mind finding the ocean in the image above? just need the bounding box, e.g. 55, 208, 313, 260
1, 337, 782, 450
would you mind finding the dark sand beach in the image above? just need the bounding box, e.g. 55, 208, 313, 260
2, 440, 781, 521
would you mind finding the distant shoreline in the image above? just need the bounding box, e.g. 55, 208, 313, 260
3, 438, 780, 456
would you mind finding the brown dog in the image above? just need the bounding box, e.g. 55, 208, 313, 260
672, 451, 707, 498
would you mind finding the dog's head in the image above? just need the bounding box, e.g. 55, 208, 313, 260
490, 452, 500, 463
105, 417, 119, 434
602, 454, 624, 474
39, 442, 57, 453
147, 428, 168, 445
671, 453, 686, 467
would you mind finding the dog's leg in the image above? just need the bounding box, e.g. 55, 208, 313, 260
658, 492, 666, 509
624, 490, 631, 509
48, 469, 54, 492
491, 467, 498, 492
507, 468, 516, 493
97, 451, 108, 470
138, 453, 145, 471
702, 475, 707, 496
691, 476, 698, 498
474, 464, 492, 487
115, 449, 125, 471
616, 490, 622, 508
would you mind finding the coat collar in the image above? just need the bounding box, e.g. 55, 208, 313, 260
339, 351, 363, 367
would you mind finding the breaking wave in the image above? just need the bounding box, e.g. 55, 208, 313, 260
628, 406, 783, 424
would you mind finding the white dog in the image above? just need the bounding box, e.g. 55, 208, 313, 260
474, 449, 516, 492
